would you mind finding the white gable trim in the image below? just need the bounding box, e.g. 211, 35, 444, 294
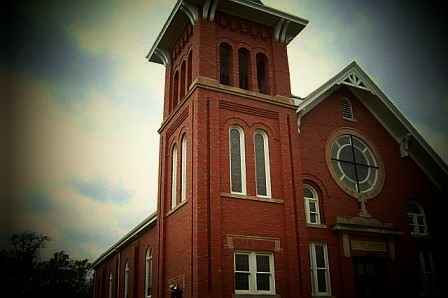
297, 61, 448, 191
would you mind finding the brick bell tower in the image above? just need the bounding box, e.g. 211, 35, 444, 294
146, 1, 309, 297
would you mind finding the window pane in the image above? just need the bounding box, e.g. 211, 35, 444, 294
317, 269, 327, 292
235, 254, 249, 271
407, 203, 421, 214
256, 255, 270, 272
256, 274, 270, 291
315, 246, 325, 268
304, 187, 313, 198
309, 201, 316, 213
339, 161, 356, 181
339, 146, 354, 162
230, 129, 242, 193
310, 213, 317, 223
255, 134, 267, 196
235, 273, 249, 290
356, 164, 369, 182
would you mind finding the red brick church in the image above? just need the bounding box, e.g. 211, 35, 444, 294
92, 1, 446, 297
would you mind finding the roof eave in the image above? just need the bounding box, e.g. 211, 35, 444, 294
92, 211, 158, 268
146, 0, 308, 65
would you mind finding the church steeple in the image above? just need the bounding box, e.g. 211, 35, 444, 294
147, 1, 310, 296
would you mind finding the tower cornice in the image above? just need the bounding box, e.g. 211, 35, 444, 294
146, 0, 308, 65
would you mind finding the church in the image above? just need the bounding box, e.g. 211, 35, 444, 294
92, 1, 446, 297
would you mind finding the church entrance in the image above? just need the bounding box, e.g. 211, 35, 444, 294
353, 256, 390, 298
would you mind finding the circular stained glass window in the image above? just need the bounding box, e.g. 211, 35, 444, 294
326, 129, 384, 199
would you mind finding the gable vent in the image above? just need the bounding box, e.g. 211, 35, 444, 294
341, 97, 355, 120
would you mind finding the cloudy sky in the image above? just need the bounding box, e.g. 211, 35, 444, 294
3, 0, 447, 261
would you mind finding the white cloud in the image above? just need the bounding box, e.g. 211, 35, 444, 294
8, 66, 159, 260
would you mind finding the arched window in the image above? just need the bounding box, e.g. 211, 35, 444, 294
220, 43, 232, 85
341, 97, 354, 120
238, 48, 250, 90
171, 145, 178, 209
256, 53, 268, 94
96, 275, 102, 298
407, 201, 428, 235
145, 247, 153, 297
180, 61, 186, 100
304, 185, 321, 224
124, 260, 130, 298
254, 130, 271, 197
181, 135, 187, 202
187, 51, 192, 89
173, 71, 179, 110
109, 271, 114, 298
229, 126, 246, 194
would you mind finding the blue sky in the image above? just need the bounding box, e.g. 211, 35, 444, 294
3, 0, 447, 261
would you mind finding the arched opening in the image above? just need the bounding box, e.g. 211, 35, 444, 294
238, 48, 250, 90
219, 43, 232, 85
180, 61, 186, 100
171, 145, 178, 209
181, 135, 187, 202
256, 53, 269, 94
187, 51, 192, 89
172, 71, 179, 111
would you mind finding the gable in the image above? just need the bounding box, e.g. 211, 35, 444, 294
297, 62, 448, 192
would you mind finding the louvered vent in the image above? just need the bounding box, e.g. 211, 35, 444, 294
341, 97, 354, 120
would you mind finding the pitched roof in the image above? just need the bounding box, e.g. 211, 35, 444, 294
91, 211, 157, 268
297, 61, 448, 192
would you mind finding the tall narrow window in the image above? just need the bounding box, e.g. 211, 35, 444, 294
171, 145, 178, 209
181, 135, 187, 202
145, 247, 153, 297
309, 243, 331, 296
229, 126, 246, 194
109, 271, 113, 298
220, 43, 232, 85
173, 71, 179, 110
254, 130, 271, 197
341, 97, 354, 120
187, 51, 192, 89
238, 48, 250, 90
124, 260, 130, 298
97, 276, 102, 298
414, 250, 438, 295
304, 184, 321, 224
407, 201, 428, 236
256, 53, 268, 94
180, 61, 186, 99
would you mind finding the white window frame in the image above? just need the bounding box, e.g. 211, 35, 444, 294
254, 130, 271, 198
415, 250, 438, 295
181, 136, 187, 202
124, 260, 130, 298
234, 251, 275, 295
309, 242, 331, 296
229, 126, 246, 195
304, 184, 321, 224
109, 271, 113, 298
145, 247, 153, 297
407, 201, 428, 236
171, 145, 178, 209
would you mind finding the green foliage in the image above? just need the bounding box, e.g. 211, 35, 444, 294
0, 231, 93, 298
